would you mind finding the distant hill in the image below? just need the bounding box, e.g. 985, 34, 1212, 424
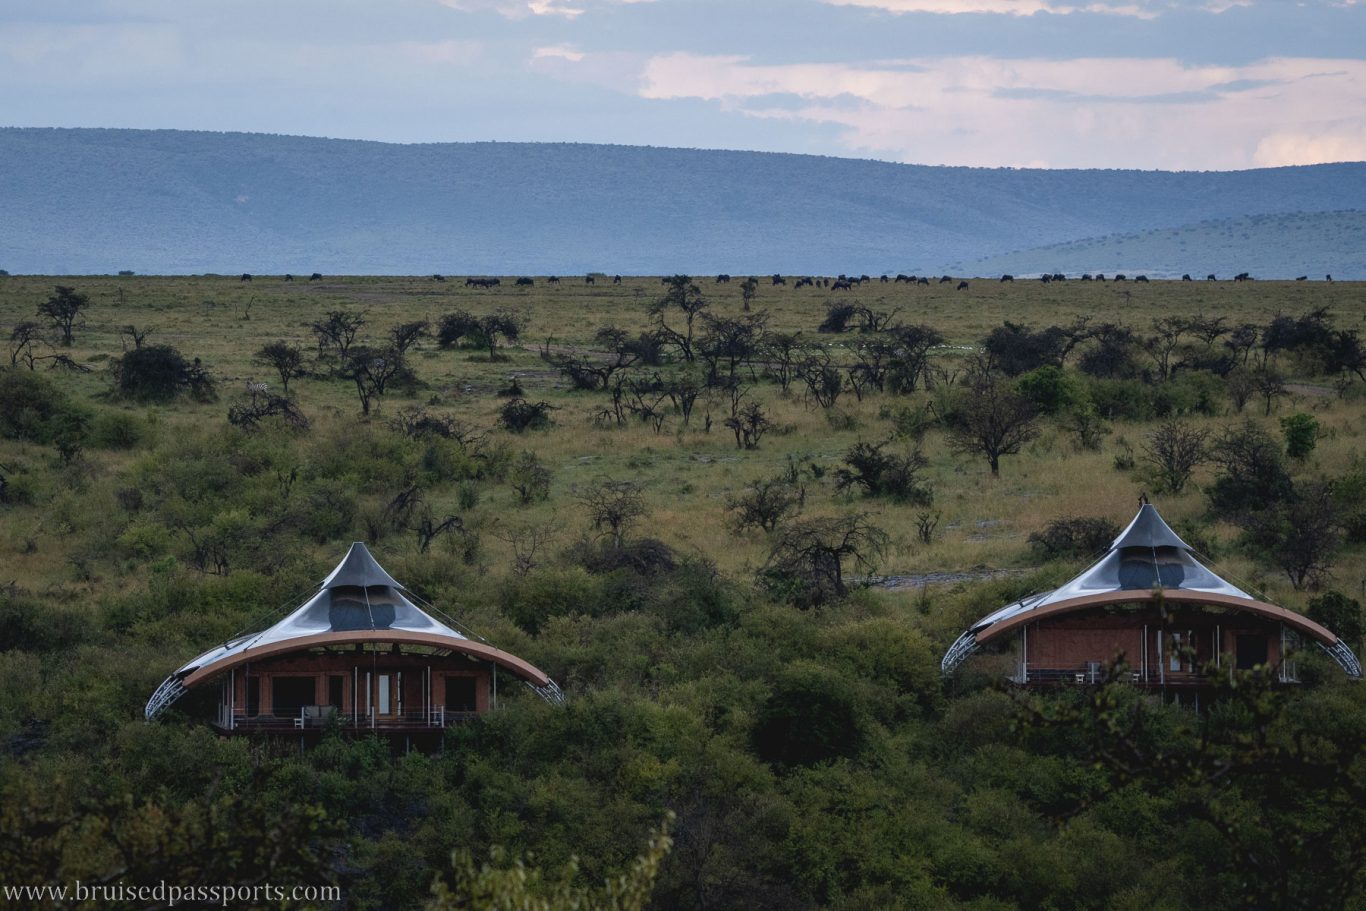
950, 211, 1366, 280
2, 128, 1366, 277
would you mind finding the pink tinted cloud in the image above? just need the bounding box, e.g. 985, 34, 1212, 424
636, 53, 1366, 168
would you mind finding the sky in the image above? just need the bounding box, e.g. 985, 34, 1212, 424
1, 0, 1364, 170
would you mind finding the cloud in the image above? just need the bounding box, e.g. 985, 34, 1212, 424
821, 0, 1160, 17
438, 0, 652, 18
533, 43, 585, 61
638, 53, 1366, 168
1254, 128, 1366, 166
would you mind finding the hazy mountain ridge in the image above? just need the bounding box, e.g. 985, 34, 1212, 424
950, 211, 1366, 280
2, 127, 1365, 276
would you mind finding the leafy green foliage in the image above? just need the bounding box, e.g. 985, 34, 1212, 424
1281, 412, 1320, 460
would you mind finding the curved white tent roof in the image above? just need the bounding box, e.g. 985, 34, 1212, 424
146, 543, 564, 720
942, 504, 1362, 679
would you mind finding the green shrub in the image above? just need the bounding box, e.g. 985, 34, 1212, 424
87, 410, 143, 449
0, 368, 88, 444
1307, 591, 1363, 644
1280, 412, 1319, 460
499, 398, 555, 433
752, 662, 867, 767
498, 567, 603, 633
1087, 378, 1155, 421
1017, 366, 1089, 415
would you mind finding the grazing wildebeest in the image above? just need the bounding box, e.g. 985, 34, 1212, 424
613, 275, 622, 284
832, 280, 853, 291
880, 275, 890, 283
1182, 274, 1192, 281
515, 277, 534, 286
1115, 274, 1127, 282
1234, 272, 1250, 282
1296, 276, 1308, 281
1135, 275, 1149, 283
772, 274, 786, 285
284, 274, 294, 282
715, 274, 731, 283
548, 276, 560, 284
894, 274, 910, 283
1207, 274, 1217, 281
434, 274, 447, 282
957, 281, 969, 291
310, 273, 323, 281
1052, 274, 1066, 282
1080, 274, 1093, 281
585, 274, 595, 284
240, 273, 252, 282
1000, 274, 1014, 282
917, 277, 929, 285
1040, 274, 1052, 283
1095, 274, 1107, 282
859, 275, 871, 284
1327, 274, 1334, 282
939, 275, 952, 284
466, 277, 500, 289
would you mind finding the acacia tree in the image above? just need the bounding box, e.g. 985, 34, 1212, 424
1142, 418, 1208, 494
726, 476, 803, 533
37, 286, 89, 346
477, 309, 526, 361
311, 310, 365, 366
949, 362, 1040, 477
255, 341, 306, 393
740, 276, 758, 313
759, 514, 889, 608
548, 329, 640, 390
578, 479, 647, 548
885, 324, 944, 393
9, 322, 42, 368
340, 346, 407, 415
389, 320, 429, 356
651, 275, 708, 362
698, 311, 768, 388
1241, 480, 1343, 589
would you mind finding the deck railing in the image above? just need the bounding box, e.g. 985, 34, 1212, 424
219, 706, 478, 731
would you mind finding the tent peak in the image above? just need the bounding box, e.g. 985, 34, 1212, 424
320, 542, 403, 590
1110, 503, 1191, 552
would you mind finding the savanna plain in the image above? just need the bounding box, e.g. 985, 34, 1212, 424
1, 271, 1364, 910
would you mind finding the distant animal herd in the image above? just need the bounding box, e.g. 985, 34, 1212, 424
210, 271, 1342, 288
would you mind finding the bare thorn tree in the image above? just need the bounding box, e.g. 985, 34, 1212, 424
8, 322, 42, 368
759, 514, 890, 608
507, 451, 552, 505
493, 522, 557, 576
389, 319, 430, 356
119, 324, 153, 350
1142, 418, 1209, 494
578, 479, 647, 548
726, 476, 804, 533
949, 359, 1040, 477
